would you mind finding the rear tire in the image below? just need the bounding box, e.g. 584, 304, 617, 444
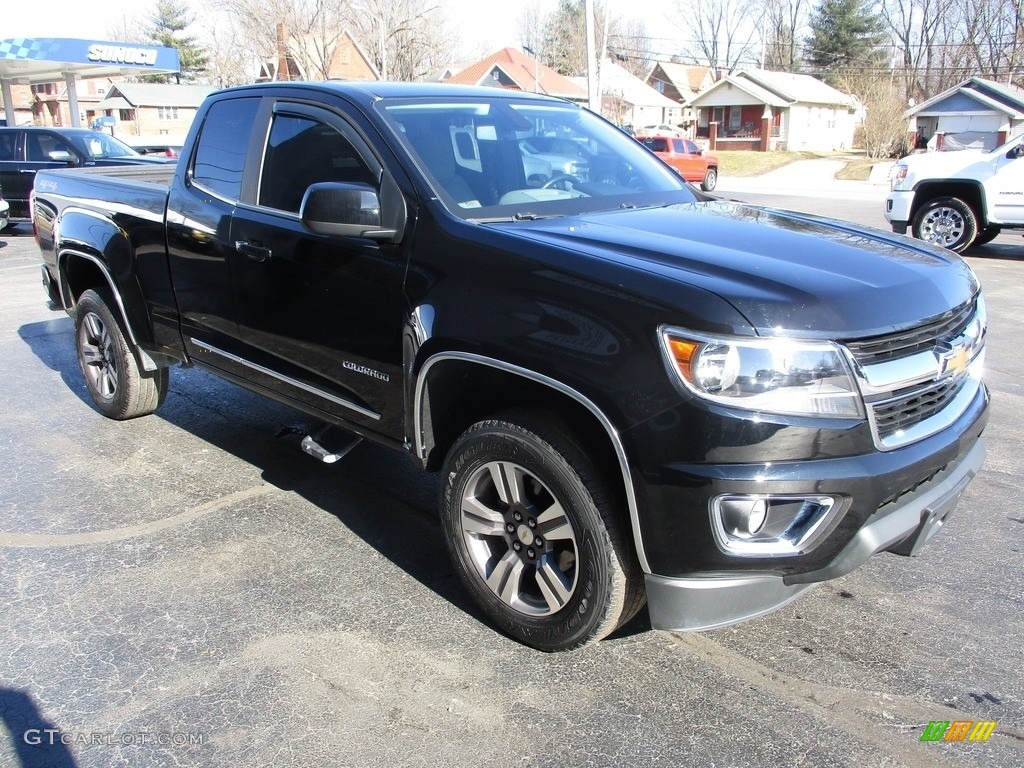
701, 167, 718, 192
912, 196, 977, 252
440, 411, 645, 651
74, 288, 168, 420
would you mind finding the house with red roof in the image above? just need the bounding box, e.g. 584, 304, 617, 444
446, 48, 587, 102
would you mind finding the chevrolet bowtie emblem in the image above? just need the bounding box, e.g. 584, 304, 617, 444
938, 343, 971, 378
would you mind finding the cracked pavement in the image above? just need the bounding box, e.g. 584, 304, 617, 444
0, 210, 1021, 767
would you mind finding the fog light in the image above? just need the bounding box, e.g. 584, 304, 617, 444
719, 498, 768, 538
711, 494, 842, 557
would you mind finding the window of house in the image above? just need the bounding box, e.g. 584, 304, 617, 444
119, 110, 134, 122
157, 106, 180, 120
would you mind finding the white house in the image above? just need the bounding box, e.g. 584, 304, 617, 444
573, 60, 683, 128
904, 77, 1024, 151
689, 70, 858, 152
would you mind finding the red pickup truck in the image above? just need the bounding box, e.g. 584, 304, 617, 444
637, 135, 719, 191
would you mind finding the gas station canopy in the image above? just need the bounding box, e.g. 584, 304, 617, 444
1, 37, 181, 127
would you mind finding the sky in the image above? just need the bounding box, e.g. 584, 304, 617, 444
5, 0, 682, 67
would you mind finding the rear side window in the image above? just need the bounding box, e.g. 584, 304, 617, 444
671, 139, 685, 152
191, 97, 260, 200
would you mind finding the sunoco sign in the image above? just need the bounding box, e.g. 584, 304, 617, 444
87, 44, 159, 66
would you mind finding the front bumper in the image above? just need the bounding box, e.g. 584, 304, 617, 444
885, 190, 914, 232
645, 437, 985, 631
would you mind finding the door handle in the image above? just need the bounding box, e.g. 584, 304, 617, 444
235, 240, 272, 262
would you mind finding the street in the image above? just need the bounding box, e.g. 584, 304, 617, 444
1, 187, 1022, 768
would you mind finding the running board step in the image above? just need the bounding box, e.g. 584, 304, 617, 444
300, 426, 362, 464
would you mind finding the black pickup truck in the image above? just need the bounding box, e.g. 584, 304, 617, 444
32, 82, 989, 651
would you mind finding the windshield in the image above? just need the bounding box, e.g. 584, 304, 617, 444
67, 132, 141, 160
378, 97, 696, 219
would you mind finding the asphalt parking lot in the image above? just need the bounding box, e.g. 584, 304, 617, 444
1, 189, 1022, 767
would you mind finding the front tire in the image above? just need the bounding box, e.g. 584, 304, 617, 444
74, 288, 168, 420
440, 411, 644, 651
701, 167, 718, 192
912, 196, 977, 252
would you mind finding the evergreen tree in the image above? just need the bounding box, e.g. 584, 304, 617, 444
146, 0, 209, 83
803, 0, 886, 84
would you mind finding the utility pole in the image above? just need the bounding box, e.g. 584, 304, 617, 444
585, 0, 599, 113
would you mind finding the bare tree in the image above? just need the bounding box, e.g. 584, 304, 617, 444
669, 0, 761, 79
761, 0, 807, 70
532, 1, 654, 77
608, 17, 654, 79
837, 72, 909, 157
516, 0, 547, 56
213, 0, 351, 80
350, 0, 450, 81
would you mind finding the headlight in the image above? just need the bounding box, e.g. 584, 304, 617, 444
660, 328, 864, 418
891, 164, 908, 190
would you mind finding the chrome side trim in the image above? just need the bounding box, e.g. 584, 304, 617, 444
414, 351, 651, 573
191, 338, 382, 421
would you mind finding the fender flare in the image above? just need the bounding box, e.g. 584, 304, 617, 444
414, 350, 651, 574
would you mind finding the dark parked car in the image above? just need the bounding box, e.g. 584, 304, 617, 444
0, 126, 173, 224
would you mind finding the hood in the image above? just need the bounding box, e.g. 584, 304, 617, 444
490, 200, 979, 338
898, 148, 995, 183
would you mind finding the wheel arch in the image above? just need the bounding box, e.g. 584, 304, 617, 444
58, 247, 160, 373
53, 207, 161, 372
910, 181, 987, 227
413, 351, 651, 573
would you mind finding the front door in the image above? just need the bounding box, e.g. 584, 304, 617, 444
229, 101, 410, 439
986, 141, 1024, 224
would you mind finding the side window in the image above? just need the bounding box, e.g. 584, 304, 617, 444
0, 131, 17, 161
27, 133, 73, 161
191, 97, 260, 200
671, 139, 685, 153
685, 140, 700, 155
258, 114, 376, 214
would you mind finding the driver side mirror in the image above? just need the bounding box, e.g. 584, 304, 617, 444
300, 182, 401, 242
1008, 144, 1024, 160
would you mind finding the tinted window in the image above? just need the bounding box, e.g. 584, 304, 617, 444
192, 97, 260, 200
671, 139, 685, 152
26, 132, 74, 161
258, 114, 375, 214
382, 98, 693, 219
642, 137, 669, 152
66, 132, 139, 159
0, 131, 17, 161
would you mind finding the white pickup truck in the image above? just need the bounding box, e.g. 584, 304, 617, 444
885, 135, 1024, 252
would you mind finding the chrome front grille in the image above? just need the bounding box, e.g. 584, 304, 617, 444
871, 377, 966, 441
845, 301, 975, 365
842, 297, 985, 450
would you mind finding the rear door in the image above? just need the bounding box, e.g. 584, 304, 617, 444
165, 95, 262, 370
228, 99, 411, 439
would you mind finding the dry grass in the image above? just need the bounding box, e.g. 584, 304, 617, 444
834, 158, 877, 181
715, 150, 832, 177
